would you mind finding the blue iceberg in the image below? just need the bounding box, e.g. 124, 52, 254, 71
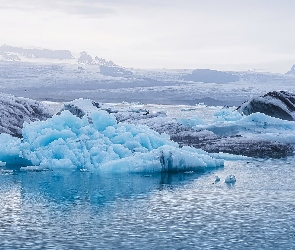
0, 108, 224, 172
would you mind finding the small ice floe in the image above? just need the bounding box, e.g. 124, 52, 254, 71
0, 169, 14, 175
215, 175, 220, 182
79, 168, 89, 172
225, 175, 236, 184
0, 161, 6, 167
20, 166, 50, 172
184, 171, 194, 174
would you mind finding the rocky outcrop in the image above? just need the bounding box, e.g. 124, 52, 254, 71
172, 133, 293, 158
0, 93, 51, 137
238, 91, 295, 121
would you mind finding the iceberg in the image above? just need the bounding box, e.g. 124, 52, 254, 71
237, 91, 295, 121
0, 108, 224, 172
202, 111, 295, 140
0, 93, 51, 137
174, 108, 294, 158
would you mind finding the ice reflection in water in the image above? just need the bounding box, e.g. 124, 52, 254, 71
0, 158, 295, 249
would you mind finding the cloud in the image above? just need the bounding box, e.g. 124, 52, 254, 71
0, 0, 172, 17
0, 0, 115, 17
1, 0, 295, 72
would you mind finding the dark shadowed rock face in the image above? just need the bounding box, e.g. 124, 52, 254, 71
238, 91, 295, 121
0, 93, 51, 137
171, 133, 294, 159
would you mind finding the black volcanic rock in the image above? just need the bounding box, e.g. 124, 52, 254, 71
237, 91, 295, 121
0, 93, 51, 137
171, 132, 293, 159
200, 137, 293, 158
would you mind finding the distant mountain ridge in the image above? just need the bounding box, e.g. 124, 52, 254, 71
287, 65, 295, 75
0, 45, 116, 67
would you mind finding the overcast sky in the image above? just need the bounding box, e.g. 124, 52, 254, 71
0, 0, 295, 72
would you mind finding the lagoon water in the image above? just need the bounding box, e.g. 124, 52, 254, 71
1, 158, 295, 249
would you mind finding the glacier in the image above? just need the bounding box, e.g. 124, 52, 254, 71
0, 106, 224, 172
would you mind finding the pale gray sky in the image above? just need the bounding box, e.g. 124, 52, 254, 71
1, 0, 295, 72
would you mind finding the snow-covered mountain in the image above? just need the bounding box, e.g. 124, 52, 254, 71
0, 45, 135, 77
77, 51, 116, 66
1, 44, 295, 106
287, 64, 295, 75
0, 45, 73, 62
0, 45, 116, 67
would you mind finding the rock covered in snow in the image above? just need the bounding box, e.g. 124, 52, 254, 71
0, 93, 51, 137
237, 91, 295, 121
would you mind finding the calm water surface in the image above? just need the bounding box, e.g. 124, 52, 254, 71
0, 158, 295, 249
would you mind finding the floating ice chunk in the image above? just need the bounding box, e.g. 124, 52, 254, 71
198, 111, 295, 142
0, 133, 29, 166
213, 108, 243, 122
20, 166, 49, 172
0, 109, 224, 173
0, 92, 51, 137
209, 152, 250, 161
177, 115, 204, 127
225, 175, 236, 183
0, 169, 14, 175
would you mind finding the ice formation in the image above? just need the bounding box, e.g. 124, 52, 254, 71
238, 91, 295, 121
215, 176, 220, 182
213, 108, 243, 122
225, 175, 236, 184
196, 110, 295, 143
177, 116, 205, 127
0, 107, 224, 172
0, 93, 51, 137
